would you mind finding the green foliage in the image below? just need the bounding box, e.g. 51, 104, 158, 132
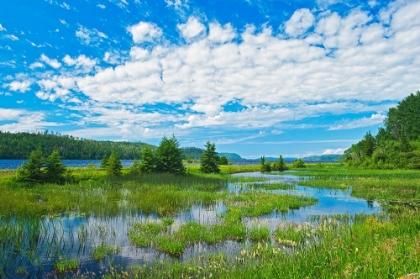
219, 156, 229, 165
45, 150, 66, 184
345, 91, 420, 169
272, 155, 287, 171
0, 130, 149, 159
292, 158, 306, 168
16, 147, 45, 183
107, 151, 122, 176
155, 136, 185, 175
259, 156, 272, 172
129, 158, 141, 175
100, 155, 108, 169
139, 146, 155, 174
16, 148, 67, 184
200, 141, 220, 173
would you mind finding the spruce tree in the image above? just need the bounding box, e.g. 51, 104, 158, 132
139, 146, 155, 174
16, 147, 45, 183
200, 141, 220, 173
107, 151, 123, 176
45, 150, 66, 183
155, 136, 185, 174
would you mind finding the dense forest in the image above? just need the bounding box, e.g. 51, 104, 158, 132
0, 131, 150, 159
344, 91, 420, 169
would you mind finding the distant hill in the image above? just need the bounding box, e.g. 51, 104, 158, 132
181, 147, 243, 161
0, 131, 151, 159
248, 154, 342, 163
302, 154, 343, 162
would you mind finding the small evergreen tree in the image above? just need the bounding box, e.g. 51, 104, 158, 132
100, 155, 108, 169
107, 150, 123, 176
16, 147, 45, 183
45, 150, 66, 184
139, 146, 155, 174
278, 155, 287, 171
200, 141, 220, 173
155, 136, 185, 174
219, 156, 229, 165
129, 158, 141, 175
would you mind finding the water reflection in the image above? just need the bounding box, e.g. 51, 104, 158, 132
2, 172, 381, 278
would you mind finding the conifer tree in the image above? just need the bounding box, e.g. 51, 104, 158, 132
200, 141, 220, 173
16, 147, 45, 183
107, 150, 123, 176
139, 146, 155, 174
45, 150, 66, 183
155, 136, 185, 174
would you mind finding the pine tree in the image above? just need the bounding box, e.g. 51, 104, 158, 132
45, 150, 66, 183
139, 146, 155, 174
107, 151, 123, 176
200, 141, 220, 173
100, 155, 108, 169
278, 155, 287, 171
129, 158, 141, 175
16, 147, 45, 183
155, 136, 185, 174
219, 156, 229, 165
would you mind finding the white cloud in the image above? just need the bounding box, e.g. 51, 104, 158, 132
127, 22, 163, 44
40, 54, 62, 69
177, 17, 206, 40
208, 22, 236, 43
0, 109, 24, 120
322, 148, 345, 155
29, 1, 420, 137
285, 8, 315, 37
97, 4, 106, 9
0, 24, 5, 31
76, 26, 108, 45
0, 111, 61, 133
165, 0, 188, 9
104, 51, 121, 64
60, 2, 70, 9
6, 81, 32, 93
329, 114, 386, 130
29, 62, 45, 69
60, 19, 68, 26
63, 54, 97, 71
5, 34, 19, 41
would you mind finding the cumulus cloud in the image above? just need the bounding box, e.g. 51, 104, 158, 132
97, 4, 106, 9
76, 26, 107, 45
63, 54, 97, 71
6, 81, 32, 93
28, 1, 420, 139
165, 0, 188, 9
208, 22, 236, 43
285, 8, 315, 37
177, 17, 206, 40
29, 62, 45, 69
0, 108, 24, 120
127, 22, 163, 44
0, 24, 5, 31
40, 54, 62, 69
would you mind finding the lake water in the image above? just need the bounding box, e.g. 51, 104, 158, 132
1, 172, 381, 278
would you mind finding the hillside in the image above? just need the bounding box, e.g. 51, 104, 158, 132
181, 147, 243, 161
0, 131, 150, 159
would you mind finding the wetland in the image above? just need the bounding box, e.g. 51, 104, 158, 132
0, 164, 419, 278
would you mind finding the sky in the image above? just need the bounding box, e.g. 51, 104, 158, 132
0, 0, 419, 158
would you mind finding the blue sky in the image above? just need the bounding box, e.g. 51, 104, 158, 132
1, 0, 419, 158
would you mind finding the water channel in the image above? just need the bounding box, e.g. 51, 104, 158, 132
1, 172, 381, 278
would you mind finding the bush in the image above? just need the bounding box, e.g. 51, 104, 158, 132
293, 158, 306, 168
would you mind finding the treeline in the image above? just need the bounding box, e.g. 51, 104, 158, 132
344, 91, 420, 169
0, 131, 150, 159
181, 147, 242, 161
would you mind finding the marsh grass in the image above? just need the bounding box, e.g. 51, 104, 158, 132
91, 244, 121, 260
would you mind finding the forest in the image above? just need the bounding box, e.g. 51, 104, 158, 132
0, 131, 150, 159
344, 91, 420, 169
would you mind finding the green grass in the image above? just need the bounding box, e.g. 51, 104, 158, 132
91, 244, 121, 260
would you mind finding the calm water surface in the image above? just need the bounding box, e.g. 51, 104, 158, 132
1, 172, 381, 278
